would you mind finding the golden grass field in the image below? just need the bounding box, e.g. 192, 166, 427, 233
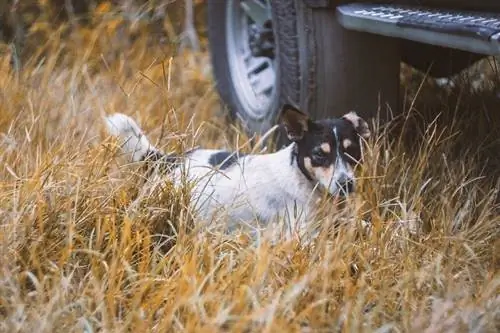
0, 4, 499, 333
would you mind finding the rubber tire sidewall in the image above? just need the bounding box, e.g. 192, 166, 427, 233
207, 1, 280, 136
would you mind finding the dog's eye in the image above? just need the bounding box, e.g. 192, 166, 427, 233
313, 149, 325, 157
312, 149, 328, 163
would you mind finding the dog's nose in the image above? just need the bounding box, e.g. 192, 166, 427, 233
339, 178, 355, 196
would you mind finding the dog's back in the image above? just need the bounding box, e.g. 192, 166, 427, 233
104, 113, 245, 180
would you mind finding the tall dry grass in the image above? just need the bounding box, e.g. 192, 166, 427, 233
0, 5, 499, 333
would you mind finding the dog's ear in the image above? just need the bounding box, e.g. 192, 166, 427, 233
280, 104, 310, 141
342, 111, 371, 140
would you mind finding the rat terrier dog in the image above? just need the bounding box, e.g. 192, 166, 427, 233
105, 104, 370, 239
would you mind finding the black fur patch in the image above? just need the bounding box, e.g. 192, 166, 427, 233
291, 143, 313, 181
208, 151, 244, 170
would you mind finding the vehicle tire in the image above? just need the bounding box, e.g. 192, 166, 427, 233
207, 0, 401, 141
207, 0, 279, 136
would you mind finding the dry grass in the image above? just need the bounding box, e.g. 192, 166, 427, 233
1, 6, 499, 333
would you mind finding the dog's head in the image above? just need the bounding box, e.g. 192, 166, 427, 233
279, 104, 370, 197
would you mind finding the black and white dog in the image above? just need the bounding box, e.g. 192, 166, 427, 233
105, 104, 370, 238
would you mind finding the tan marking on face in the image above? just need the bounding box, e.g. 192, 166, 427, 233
343, 139, 353, 149
305, 157, 335, 188
320, 143, 331, 153
303, 157, 314, 174
312, 165, 335, 189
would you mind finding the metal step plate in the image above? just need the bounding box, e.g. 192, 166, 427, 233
336, 3, 500, 55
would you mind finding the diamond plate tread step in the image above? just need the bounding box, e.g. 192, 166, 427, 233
336, 3, 500, 56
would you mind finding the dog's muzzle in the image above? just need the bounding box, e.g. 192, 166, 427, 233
337, 176, 355, 198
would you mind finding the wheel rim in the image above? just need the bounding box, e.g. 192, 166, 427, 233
226, 0, 277, 120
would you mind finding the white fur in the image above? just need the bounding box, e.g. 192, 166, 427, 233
105, 113, 159, 162
105, 113, 326, 239
183, 145, 319, 234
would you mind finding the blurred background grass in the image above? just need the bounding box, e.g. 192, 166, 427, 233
0, 1, 499, 332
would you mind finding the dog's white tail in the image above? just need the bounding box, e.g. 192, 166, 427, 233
105, 113, 159, 162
